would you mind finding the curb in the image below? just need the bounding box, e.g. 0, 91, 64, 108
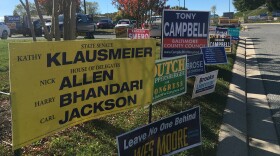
216, 37, 248, 156
217, 37, 280, 156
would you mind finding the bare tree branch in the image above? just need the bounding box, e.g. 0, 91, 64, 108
63, 0, 76, 40
34, 0, 52, 41
20, 0, 36, 41
53, 0, 60, 41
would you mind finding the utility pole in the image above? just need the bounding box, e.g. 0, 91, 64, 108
137, 0, 140, 28
229, 0, 230, 12
184, 0, 185, 9
84, 0, 86, 14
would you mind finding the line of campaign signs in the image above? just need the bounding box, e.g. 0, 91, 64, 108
116, 10, 240, 156
9, 9, 240, 155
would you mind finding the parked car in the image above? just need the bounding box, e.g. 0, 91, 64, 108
114, 19, 133, 28
96, 19, 114, 29
142, 16, 162, 38
0, 22, 11, 39
76, 14, 97, 35
44, 13, 96, 37
21, 20, 43, 37
114, 19, 134, 38
18, 15, 52, 37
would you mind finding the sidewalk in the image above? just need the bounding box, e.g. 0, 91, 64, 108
216, 37, 280, 156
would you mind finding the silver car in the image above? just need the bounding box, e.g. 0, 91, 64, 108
0, 22, 10, 39
115, 19, 133, 28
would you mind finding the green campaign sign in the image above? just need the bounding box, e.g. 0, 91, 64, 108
153, 56, 187, 104
228, 28, 240, 40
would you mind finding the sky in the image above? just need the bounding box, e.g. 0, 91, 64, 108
0, 0, 236, 21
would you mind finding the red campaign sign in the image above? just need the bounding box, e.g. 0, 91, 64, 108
128, 29, 150, 39
163, 38, 207, 49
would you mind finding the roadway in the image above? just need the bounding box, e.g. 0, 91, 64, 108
241, 23, 280, 143
217, 23, 280, 156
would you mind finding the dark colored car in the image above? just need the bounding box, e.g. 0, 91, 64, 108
33, 20, 43, 36
96, 19, 114, 29
44, 13, 96, 37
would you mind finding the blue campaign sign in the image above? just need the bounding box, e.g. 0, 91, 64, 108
260, 13, 267, 17
162, 10, 210, 58
5, 16, 20, 23
272, 11, 280, 17
201, 47, 228, 65
187, 54, 205, 77
117, 107, 201, 156
228, 28, 240, 40
216, 28, 228, 35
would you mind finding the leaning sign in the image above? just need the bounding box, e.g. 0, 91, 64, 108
162, 10, 210, 57
153, 56, 187, 104
9, 39, 156, 150
201, 46, 228, 65
192, 70, 218, 98
228, 28, 240, 40
187, 54, 205, 78
117, 107, 201, 156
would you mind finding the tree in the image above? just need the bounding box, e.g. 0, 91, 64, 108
34, 0, 79, 40
37, 0, 81, 15
211, 5, 217, 19
112, 0, 167, 27
34, 0, 56, 41
233, 0, 266, 12
170, 6, 187, 10
233, 0, 246, 12
267, 0, 280, 11
150, 0, 167, 15
52, 0, 60, 41
80, 1, 99, 15
20, 0, 36, 41
13, 3, 38, 16
62, 0, 77, 40
37, 0, 53, 15
211, 5, 216, 15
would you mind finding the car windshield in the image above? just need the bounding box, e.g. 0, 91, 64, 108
58, 15, 64, 22
118, 20, 129, 24
77, 15, 88, 23
100, 19, 109, 22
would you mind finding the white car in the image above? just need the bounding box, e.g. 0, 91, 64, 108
115, 19, 133, 28
0, 22, 10, 39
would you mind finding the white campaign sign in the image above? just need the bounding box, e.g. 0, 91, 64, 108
192, 70, 218, 98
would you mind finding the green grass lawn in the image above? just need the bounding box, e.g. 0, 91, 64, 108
0, 39, 237, 156
0, 40, 9, 100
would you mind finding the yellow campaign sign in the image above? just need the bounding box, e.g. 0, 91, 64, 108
225, 47, 232, 53
115, 27, 128, 38
9, 39, 156, 150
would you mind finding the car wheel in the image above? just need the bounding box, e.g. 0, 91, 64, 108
1, 30, 8, 39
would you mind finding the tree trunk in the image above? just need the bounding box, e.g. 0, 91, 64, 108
53, 0, 60, 41
63, 0, 76, 40
70, 0, 77, 39
20, 0, 36, 41
34, 0, 53, 41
